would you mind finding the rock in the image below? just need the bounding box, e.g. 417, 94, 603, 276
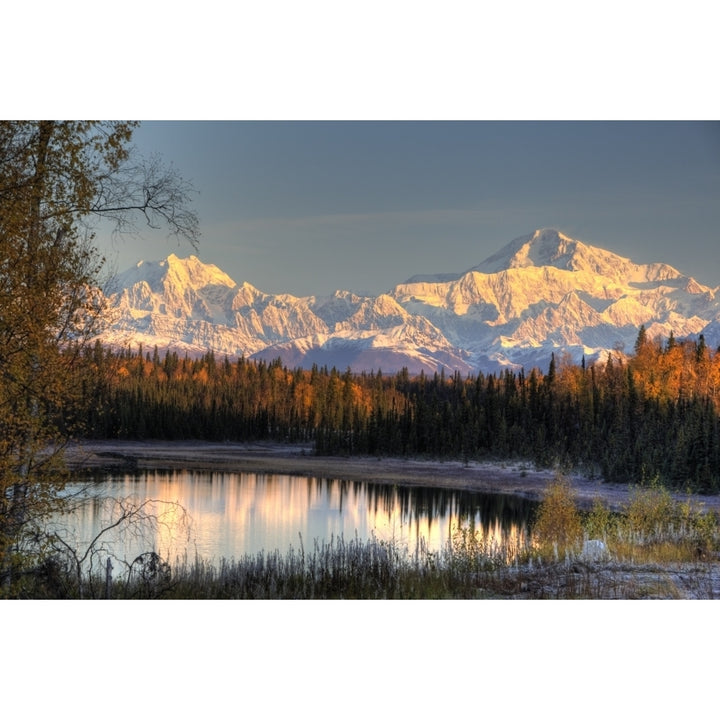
581, 539, 609, 562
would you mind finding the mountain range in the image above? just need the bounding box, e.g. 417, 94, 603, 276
98, 228, 720, 375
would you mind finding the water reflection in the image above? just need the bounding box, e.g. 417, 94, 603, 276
56, 471, 537, 569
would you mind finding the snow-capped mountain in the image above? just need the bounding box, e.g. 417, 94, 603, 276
98, 229, 720, 374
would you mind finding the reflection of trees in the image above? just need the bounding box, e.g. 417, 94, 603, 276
330, 479, 536, 532
317, 478, 536, 549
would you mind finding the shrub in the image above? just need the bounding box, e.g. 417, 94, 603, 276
584, 497, 616, 540
623, 482, 677, 540
532, 475, 583, 553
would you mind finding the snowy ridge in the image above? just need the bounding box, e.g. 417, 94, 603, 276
97, 229, 720, 374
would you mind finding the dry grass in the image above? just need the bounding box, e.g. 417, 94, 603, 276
15, 536, 720, 599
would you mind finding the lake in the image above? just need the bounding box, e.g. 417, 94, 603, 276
53, 470, 537, 571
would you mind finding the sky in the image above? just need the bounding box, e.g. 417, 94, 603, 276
96, 120, 720, 297
7, 6, 718, 299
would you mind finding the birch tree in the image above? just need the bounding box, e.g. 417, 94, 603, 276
0, 121, 198, 594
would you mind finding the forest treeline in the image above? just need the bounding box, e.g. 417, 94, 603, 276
69, 327, 720, 492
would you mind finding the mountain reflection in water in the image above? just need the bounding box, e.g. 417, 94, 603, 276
56, 470, 537, 568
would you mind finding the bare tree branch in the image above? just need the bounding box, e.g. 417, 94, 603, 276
89, 153, 200, 249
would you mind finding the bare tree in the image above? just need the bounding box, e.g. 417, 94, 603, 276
38, 496, 190, 599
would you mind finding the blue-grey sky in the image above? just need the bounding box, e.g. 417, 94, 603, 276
97, 121, 719, 297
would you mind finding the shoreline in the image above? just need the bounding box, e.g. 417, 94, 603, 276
64, 440, 720, 512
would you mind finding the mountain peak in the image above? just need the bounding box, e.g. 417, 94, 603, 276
513, 228, 584, 270
163, 253, 237, 289
469, 227, 687, 285
472, 228, 587, 274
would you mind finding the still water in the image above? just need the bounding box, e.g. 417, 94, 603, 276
56, 470, 537, 568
